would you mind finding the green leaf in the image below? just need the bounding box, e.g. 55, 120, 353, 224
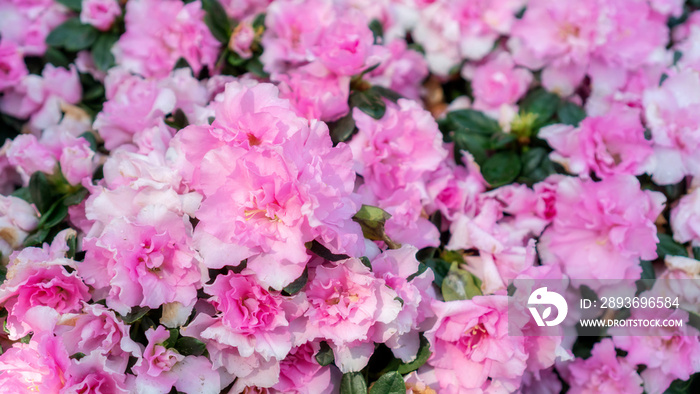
29, 172, 60, 214
63, 188, 88, 206
328, 112, 357, 144
38, 200, 69, 228
11, 187, 31, 202
350, 90, 386, 120
70, 352, 86, 360
481, 151, 522, 188
175, 336, 207, 357
557, 101, 586, 126
422, 258, 451, 287
46, 18, 99, 52
640, 260, 656, 280
446, 109, 501, 135
66, 231, 78, 259
92, 33, 119, 71
121, 306, 151, 324
164, 328, 179, 349
452, 130, 490, 165
520, 88, 560, 128
368, 19, 383, 44
369, 372, 405, 394
353, 205, 399, 248
201, 0, 231, 44
245, 58, 269, 78
370, 86, 402, 103
252, 13, 266, 29
397, 335, 431, 374
340, 372, 367, 394
164, 109, 189, 131
306, 240, 350, 262
43, 47, 71, 68
23, 228, 50, 247
282, 268, 308, 296
382, 334, 432, 375
517, 147, 558, 185
441, 263, 482, 301
490, 132, 517, 150
315, 341, 335, 367
56, 0, 81, 11
657, 233, 688, 259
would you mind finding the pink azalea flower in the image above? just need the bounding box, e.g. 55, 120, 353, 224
510, 0, 667, 96
304, 257, 402, 372
412, 0, 525, 75
131, 326, 184, 392
424, 295, 528, 393
80, 0, 121, 31
644, 69, 700, 185
0, 39, 27, 92
0, 331, 70, 393
183, 272, 301, 389
220, 0, 272, 20
540, 106, 653, 178
349, 99, 447, 200
0, 64, 82, 133
57, 303, 140, 374
62, 352, 130, 393
273, 342, 339, 394
273, 61, 351, 122
81, 205, 203, 315
539, 175, 665, 291
0, 0, 69, 56
370, 246, 436, 362
671, 187, 700, 247
467, 52, 532, 116
174, 81, 363, 289
367, 39, 429, 101
566, 338, 643, 394
612, 308, 700, 394
93, 68, 176, 151
114, 0, 220, 78
0, 239, 90, 340
0, 195, 38, 260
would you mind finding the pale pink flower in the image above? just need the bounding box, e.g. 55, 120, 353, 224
412, 0, 525, 75
539, 175, 665, 291
131, 326, 183, 392
229, 21, 256, 59
174, 82, 362, 289
183, 272, 301, 389
0, 64, 82, 133
367, 40, 429, 100
644, 69, 700, 184
0, 196, 38, 260
273, 342, 339, 394
566, 338, 643, 394
62, 352, 130, 394
671, 187, 700, 247
220, 0, 272, 20
424, 295, 528, 393
349, 99, 447, 200
274, 61, 351, 122
540, 106, 653, 178
0, 332, 70, 393
612, 308, 700, 394
467, 52, 532, 116
0, 243, 89, 340
81, 205, 203, 315
312, 10, 374, 76
80, 0, 121, 31
304, 257, 402, 372
114, 0, 220, 78
0, 0, 69, 56
371, 246, 436, 362
58, 303, 140, 373
93, 68, 176, 151
0, 39, 27, 92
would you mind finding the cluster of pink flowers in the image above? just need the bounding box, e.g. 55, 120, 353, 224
1, 0, 700, 393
